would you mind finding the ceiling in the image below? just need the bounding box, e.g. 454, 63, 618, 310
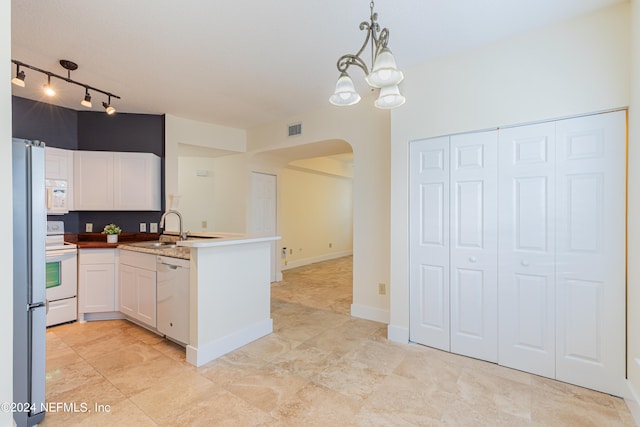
11, 0, 624, 130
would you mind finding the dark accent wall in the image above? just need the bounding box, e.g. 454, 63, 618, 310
11, 96, 165, 234
12, 96, 78, 149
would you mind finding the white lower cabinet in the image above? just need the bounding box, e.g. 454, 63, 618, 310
409, 111, 626, 396
119, 250, 157, 328
78, 249, 116, 314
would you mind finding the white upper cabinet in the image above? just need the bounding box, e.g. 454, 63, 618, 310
45, 147, 75, 211
74, 150, 160, 211
114, 152, 161, 210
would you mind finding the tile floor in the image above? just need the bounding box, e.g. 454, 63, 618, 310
41, 256, 635, 426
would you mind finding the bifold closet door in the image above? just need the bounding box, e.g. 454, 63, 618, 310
554, 112, 626, 396
410, 131, 498, 362
498, 122, 557, 378
409, 136, 451, 351
449, 132, 498, 362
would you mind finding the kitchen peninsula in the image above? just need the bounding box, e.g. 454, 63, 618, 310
176, 235, 280, 367
118, 233, 280, 367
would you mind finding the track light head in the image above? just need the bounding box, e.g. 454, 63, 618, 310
43, 75, 55, 96
103, 96, 116, 115
12, 65, 25, 87
81, 89, 92, 108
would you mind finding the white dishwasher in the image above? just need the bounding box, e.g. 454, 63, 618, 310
156, 256, 190, 345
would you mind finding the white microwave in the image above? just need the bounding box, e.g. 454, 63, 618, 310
46, 179, 69, 215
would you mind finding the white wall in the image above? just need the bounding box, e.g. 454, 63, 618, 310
627, 0, 640, 409
248, 100, 391, 323
389, 3, 631, 341
280, 167, 353, 268
165, 114, 246, 231
1, 1, 13, 425
178, 156, 217, 232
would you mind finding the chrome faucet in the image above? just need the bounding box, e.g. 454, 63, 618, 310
159, 210, 187, 240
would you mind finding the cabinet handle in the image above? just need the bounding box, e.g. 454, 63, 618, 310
468, 256, 477, 263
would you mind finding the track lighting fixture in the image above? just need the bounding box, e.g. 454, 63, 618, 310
11, 64, 25, 87
330, 1, 405, 109
81, 89, 92, 108
103, 96, 116, 115
11, 59, 120, 114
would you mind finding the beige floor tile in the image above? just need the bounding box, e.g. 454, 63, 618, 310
39, 256, 635, 426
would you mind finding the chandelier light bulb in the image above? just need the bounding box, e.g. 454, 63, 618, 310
374, 84, 406, 109
329, 72, 361, 106
366, 47, 404, 88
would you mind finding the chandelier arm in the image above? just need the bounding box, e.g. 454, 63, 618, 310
336, 54, 369, 76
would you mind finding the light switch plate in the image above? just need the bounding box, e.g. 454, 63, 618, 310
150, 223, 158, 233
140, 223, 147, 232
85, 223, 93, 232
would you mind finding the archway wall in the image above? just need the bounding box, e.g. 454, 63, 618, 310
248, 98, 392, 322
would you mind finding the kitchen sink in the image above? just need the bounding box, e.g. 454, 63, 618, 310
129, 241, 178, 249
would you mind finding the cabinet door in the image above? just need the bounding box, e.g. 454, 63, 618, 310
78, 263, 115, 313
74, 151, 114, 210
136, 268, 157, 327
449, 131, 498, 363
119, 264, 137, 318
409, 136, 451, 351
498, 122, 556, 377
114, 153, 161, 211
45, 147, 69, 180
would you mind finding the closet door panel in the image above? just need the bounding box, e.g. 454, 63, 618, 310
450, 131, 498, 363
498, 123, 556, 378
555, 111, 626, 396
410, 137, 451, 351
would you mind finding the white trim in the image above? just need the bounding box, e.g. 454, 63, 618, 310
625, 380, 640, 425
387, 324, 409, 343
350, 303, 389, 324
281, 250, 353, 270
79, 311, 125, 323
186, 318, 273, 367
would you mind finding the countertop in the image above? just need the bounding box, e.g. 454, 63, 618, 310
66, 232, 160, 249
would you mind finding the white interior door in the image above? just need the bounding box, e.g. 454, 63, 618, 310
251, 172, 277, 282
409, 136, 451, 351
554, 111, 626, 396
498, 122, 557, 377
449, 131, 498, 363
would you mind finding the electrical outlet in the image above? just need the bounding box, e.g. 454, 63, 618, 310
85, 223, 93, 232
201, 220, 207, 228
329, 243, 333, 248
378, 283, 386, 295
289, 248, 293, 255
281, 247, 287, 257
150, 223, 158, 233
139, 223, 147, 232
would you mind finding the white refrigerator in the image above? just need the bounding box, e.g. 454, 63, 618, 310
13, 138, 47, 426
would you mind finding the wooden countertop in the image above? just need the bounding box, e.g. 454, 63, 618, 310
66, 232, 160, 249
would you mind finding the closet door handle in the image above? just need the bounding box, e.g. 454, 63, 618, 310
521, 260, 530, 267
468, 256, 477, 263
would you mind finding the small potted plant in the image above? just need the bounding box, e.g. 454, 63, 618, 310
102, 223, 122, 243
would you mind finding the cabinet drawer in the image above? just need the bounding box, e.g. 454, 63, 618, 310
119, 249, 156, 271
79, 248, 115, 264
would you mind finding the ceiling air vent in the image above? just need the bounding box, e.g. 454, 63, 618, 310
288, 122, 302, 137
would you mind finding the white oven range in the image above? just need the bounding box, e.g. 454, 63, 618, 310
46, 221, 78, 326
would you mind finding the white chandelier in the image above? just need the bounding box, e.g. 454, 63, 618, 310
330, 1, 405, 109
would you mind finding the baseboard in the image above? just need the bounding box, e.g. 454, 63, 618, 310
186, 318, 273, 367
350, 304, 389, 324
387, 324, 409, 344
79, 311, 125, 323
625, 380, 640, 425
281, 250, 353, 270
